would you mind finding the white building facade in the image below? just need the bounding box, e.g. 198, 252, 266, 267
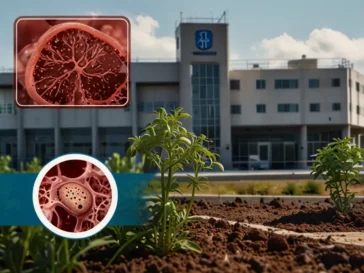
0, 16, 363, 170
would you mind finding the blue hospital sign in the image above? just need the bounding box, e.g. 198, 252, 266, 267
195, 30, 213, 50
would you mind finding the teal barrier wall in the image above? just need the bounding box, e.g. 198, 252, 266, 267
0, 173, 154, 226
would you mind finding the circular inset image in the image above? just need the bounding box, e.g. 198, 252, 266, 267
33, 154, 118, 239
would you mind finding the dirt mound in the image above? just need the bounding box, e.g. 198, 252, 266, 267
82, 221, 364, 273
192, 199, 364, 232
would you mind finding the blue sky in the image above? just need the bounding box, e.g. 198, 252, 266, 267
2, 0, 364, 71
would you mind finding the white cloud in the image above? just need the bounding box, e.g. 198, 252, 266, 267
230, 52, 241, 60
85, 11, 176, 60
253, 28, 364, 72
130, 15, 176, 60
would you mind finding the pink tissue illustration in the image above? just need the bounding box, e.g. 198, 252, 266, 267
38, 159, 112, 233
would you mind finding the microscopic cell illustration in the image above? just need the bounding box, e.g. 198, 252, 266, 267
33, 154, 117, 238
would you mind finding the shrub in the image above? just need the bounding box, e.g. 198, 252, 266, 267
282, 182, 299, 195
0, 226, 115, 273
108, 107, 224, 263
20, 157, 43, 173
246, 182, 273, 195
311, 137, 364, 213
302, 180, 322, 195
105, 153, 145, 173
0, 155, 15, 173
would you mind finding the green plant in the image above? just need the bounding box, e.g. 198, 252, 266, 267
0, 226, 116, 273
0, 155, 15, 173
108, 108, 224, 263
20, 157, 43, 173
105, 153, 145, 173
282, 182, 299, 195
0, 226, 39, 273
302, 180, 322, 195
311, 137, 364, 213
246, 182, 273, 195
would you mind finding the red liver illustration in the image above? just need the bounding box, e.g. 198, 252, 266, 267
15, 18, 129, 107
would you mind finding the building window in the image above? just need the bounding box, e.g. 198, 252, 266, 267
231, 105, 241, 114
0, 90, 15, 115
356, 82, 360, 92
154, 101, 165, 110
278, 104, 299, 112
191, 63, 220, 153
230, 79, 240, 90
165, 102, 177, 113
357, 105, 360, 115
256, 80, 266, 89
309, 103, 320, 112
176, 37, 179, 49
137, 101, 177, 113
332, 78, 341, 87
349, 103, 352, 112
332, 103, 341, 111
256, 104, 266, 113
309, 79, 319, 89
275, 79, 299, 89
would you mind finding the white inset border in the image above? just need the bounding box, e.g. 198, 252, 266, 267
32, 153, 118, 239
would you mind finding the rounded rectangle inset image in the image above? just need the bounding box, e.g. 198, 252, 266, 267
14, 16, 130, 108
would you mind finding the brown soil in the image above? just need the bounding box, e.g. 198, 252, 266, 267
189, 198, 364, 233
83, 220, 364, 273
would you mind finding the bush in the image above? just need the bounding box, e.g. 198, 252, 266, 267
0, 155, 15, 173
282, 183, 299, 195
246, 182, 273, 195
20, 157, 42, 173
311, 137, 364, 213
108, 107, 224, 264
105, 153, 145, 173
145, 180, 162, 194
302, 181, 322, 195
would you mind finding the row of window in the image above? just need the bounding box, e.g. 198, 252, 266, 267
349, 80, 364, 92
0, 103, 16, 115
137, 101, 177, 113
231, 103, 342, 114
230, 78, 343, 90
349, 104, 364, 116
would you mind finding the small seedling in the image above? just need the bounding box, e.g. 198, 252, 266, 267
311, 137, 364, 213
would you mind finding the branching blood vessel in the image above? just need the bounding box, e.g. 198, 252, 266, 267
24, 22, 128, 106
38, 160, 112, 232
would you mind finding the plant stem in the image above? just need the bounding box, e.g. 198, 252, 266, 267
64, 239, 71, 273
108, 229, 151, 266
163, 167, 173, 254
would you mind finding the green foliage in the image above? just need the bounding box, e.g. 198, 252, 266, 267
108, 107, 224, 263
20, 158, 43, 173
105, 152, 145, 173
282, 182, 299, 195
0, 226, 116, 273
0, 155, 15, 173
302, 180, 322, 195
311, 137, 364, 213
245, 182, 273, 195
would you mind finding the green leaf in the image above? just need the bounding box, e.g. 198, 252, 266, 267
73, 236, 117, 261
212, 162, 224, 172
178, 239, 202, 253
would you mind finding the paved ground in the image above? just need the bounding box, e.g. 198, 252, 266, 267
155, 169, 364, 181
156, 170, 316, 181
